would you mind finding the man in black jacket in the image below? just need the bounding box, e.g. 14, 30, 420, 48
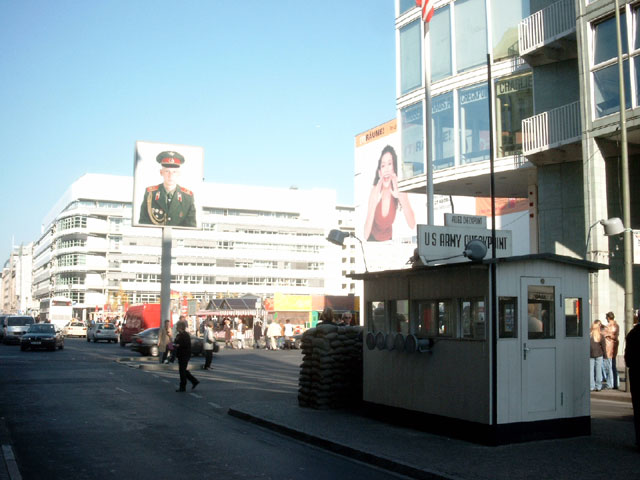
174, 320, 199, 392
624, 315, 640, 448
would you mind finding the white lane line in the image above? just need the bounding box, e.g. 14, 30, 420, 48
208, 402, 222, 409
2, 444, 22, 480
190, 393, 203, 398
115, 387, 130, 394
162, 379, 170, 383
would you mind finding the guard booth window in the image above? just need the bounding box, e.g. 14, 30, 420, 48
527, 285, 555, 339
416, 300, 454, 338
390, 300, 409, 335
565, 297, 583, 337
368, 301, 386, 333
499, 297, 517, 338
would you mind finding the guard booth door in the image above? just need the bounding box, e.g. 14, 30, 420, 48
520, 277, 561, 422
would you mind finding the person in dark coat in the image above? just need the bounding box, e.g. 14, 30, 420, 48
253, 319, 263, 349
624, 316, 640, 449
174, 320, 199, 392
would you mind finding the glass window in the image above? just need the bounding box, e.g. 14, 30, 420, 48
431, 5, 452, 81
527, 285, 555, 339
432, 92, 455, 170
565, 297, 583, 337
416, 300, 453, 337
390, 300, 410, 335
594, 13, 627, 65
635, 6, 640, 50
369, 301, 386, 332
491, 0, 529, 61
401, 102, 425, 177
458, 83, 490, 164
461, 298, 486, 339
399, 0, 416, 15
499, 296, 518, 338
400, 20, 422, 95
455, 0, 488, 72
495, 73, 533, 157
594, 60, 631, 118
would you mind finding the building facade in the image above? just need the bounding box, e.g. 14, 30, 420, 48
31, 174, 355, 321
1, 243, 34, 314
394, 0, 640, 328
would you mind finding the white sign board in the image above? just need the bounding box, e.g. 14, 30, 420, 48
417, 225, 512, 263
445, 213, 487, 229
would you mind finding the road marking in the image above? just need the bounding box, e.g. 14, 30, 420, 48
115, 387, 130, 394
190, 393, 202, 398
2, 444, 22, 480
208, 402, 222, 409
162, 379, 170, 383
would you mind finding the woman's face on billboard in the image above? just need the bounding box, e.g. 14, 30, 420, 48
378, 152, 395, 187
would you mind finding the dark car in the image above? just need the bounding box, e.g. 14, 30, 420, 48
130, 327, 204, 357
20, 323, 64, 351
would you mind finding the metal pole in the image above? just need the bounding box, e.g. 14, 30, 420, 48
614, 1, 634, 390
487, 53, 498, 425
161, 227, 173, 325
423, 21, 434, 225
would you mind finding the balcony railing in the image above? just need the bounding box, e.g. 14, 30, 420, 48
519, 0, 575, 55
522, 101, 581, 155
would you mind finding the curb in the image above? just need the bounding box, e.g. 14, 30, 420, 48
227, 408, 452, 480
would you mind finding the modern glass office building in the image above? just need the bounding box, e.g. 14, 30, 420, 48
394, 0, 640, 326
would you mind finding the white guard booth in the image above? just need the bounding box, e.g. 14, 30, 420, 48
352, 253, 606, 445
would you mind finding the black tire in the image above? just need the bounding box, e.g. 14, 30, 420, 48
20, 345, 27, 351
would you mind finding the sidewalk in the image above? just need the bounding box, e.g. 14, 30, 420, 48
229, 389, 638, 480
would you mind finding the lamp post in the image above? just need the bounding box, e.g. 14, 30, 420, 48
614, 1, 635, 343
585, 217, 625, 260
326, 229, 368, 273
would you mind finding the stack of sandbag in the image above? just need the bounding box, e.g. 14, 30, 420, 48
298, 323, 363, 409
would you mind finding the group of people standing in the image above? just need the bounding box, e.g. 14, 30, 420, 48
589, 312, 620, 391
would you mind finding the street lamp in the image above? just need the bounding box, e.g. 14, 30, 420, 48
585, 217, 625, 260
326, 229, 368, 273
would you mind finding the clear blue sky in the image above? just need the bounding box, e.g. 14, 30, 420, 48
0, 0, 396, 262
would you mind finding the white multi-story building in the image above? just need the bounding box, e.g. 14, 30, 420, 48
1, 243, 34, 314
32, 174, 355, 320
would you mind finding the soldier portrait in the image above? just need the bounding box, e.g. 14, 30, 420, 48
138, 150, 197, 227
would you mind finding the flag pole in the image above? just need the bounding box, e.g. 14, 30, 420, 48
421, 8, 434, 225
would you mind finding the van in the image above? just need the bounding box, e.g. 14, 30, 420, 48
120, 304, 161, 346
2, 315, 36, 345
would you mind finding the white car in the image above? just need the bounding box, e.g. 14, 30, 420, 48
87, 322, 118, 343
64, 321, 87, 338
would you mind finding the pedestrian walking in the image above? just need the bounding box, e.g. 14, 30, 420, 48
173, 320, 199, 392
266, 320, 280, 350
625, 314, 640, 449
202, 319, 214, 370
590, 320, 607, 391
253, 319, 263, 349
223, 318, 234, 349
158, 319, 172, 364
603, 311, 620, 389
236, 319, 245, 349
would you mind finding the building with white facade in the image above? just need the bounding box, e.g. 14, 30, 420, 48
1, 243, 34, 314
32, 174, 355, 321
394, 0, 640, 331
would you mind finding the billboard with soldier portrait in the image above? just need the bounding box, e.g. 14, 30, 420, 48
132, 141, 204, 229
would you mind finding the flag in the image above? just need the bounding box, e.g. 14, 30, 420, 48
416, 0, 435, 23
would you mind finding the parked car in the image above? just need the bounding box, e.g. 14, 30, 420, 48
130, 327, 204, 357
2, 315, 36, 345
0, 314, 8, 342
87, 323, 118, 343
63, 321, 87, 338
120, 304, 161, 346
20, 323, 64, 351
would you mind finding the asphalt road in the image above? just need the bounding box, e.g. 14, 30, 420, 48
0, 338, 406, 480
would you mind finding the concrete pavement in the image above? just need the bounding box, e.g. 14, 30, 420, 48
1, 356, 637, 480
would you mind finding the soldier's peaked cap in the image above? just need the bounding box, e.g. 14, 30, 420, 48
156, 151, 185, 168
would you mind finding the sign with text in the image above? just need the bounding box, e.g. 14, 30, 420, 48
417, 225, 512, 263
444, 213, 487, 229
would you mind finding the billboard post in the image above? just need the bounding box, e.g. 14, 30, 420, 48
161, 227, 172, 326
